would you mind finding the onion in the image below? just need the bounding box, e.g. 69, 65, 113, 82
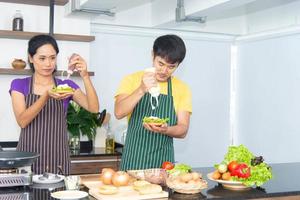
112, 171, 130, 187
101, 168, 115, 185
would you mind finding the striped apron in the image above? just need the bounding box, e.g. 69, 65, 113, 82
120, 78, 177, 170
16, 76, 70, 175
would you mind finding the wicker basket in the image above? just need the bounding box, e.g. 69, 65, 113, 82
166, 176, 208, 194
173, 188, 203, 194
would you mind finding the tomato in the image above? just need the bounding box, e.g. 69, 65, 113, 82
234, 163, 251, 178
228, 161, 239, 173
161, 161, 174, 170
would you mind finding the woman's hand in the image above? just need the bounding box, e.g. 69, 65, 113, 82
143, 123, 168, 134
68, 54, 89, 78
140, 72, 157, 93
48, 89, 74, 100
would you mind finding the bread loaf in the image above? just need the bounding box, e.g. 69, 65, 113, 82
136, 184, 162, 195
98, 185, 118, 195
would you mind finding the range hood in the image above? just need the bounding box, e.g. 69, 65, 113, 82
70, 0, 115, 16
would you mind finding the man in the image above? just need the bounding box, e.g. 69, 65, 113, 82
114, 34, 192, 170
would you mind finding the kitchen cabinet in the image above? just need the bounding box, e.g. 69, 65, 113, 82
70, 147, 122, 175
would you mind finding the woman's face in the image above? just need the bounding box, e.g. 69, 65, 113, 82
153, 55, 178, 82
29, 44, 57, 76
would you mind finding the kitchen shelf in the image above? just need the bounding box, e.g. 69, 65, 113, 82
0, 0, 68, 6
0, 68, 95, 76
0, 30, 95, 42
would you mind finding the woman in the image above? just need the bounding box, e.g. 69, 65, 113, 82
9, 34, 99, 175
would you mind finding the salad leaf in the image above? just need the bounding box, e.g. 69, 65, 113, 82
223, 145, 254, 165
167, 163, 192, 176
142, 116, 169, 124
51, 84, 74, 93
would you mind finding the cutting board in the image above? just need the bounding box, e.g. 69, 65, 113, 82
80, 174, 101, 184
81, 176, 168, 200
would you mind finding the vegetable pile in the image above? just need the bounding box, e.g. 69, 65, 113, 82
162, 162, 208, 192
213, 145, 272, 187
166, 163, 192, 177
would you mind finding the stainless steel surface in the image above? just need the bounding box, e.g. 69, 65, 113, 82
0, 192, 29, 200
0, 166, 32, 187
0, 151, 39, 168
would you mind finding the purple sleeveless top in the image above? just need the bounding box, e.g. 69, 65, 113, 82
9, 77, 80, 112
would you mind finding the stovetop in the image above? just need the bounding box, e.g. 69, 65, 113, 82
0, 166, 32, 188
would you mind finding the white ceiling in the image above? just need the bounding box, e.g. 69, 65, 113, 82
82, 0, 298, 19
81, 0, 300, 35
80, 0, 153, 12
189, 0, 299, 21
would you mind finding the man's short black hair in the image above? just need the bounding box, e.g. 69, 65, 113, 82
153, 34, 186, 64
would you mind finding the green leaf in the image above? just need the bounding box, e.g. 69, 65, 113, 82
67, 101, 101, 140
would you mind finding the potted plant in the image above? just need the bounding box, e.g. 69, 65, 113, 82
67, 101, 106, 151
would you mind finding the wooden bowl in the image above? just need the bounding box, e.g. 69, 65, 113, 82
12, 59, 26, 69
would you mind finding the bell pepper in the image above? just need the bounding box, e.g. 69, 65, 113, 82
234, 163, 251, 178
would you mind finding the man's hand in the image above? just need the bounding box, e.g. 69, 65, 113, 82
143, 123, 168, 134
140, 72, 157, 93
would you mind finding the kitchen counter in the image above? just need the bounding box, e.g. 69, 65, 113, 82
0, 162, 299, 200
70, 146, 122, 157
0, 141, 123, 157
69, 146, 122, 174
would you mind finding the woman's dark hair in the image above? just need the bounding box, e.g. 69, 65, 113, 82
153, 34, 186, 64
28, 34, 59, 72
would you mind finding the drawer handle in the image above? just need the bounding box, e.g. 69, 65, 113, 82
71, 159, 120, 164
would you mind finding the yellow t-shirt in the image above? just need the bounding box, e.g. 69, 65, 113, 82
115, 71, 192, 118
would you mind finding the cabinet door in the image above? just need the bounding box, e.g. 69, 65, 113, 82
70, 156, 120, 175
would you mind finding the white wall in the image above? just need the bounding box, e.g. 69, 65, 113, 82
0, 2, 91, 141
236, 31, 300, 163
245, 0, 300, 34
90, 24, 234, 167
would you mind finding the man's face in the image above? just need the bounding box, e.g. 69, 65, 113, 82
153, 56, 179, 82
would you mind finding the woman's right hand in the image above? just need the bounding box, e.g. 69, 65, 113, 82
140, 72, 157, 93
48, 89, 74, 100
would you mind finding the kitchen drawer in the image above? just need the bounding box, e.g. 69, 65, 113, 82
70, 155, 121, 175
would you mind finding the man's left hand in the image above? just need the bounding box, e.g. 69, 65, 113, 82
143, 123, 168, 134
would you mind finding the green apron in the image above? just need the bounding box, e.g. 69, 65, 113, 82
120, 78, 177, 170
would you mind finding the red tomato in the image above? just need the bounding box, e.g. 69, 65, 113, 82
228, 161, 239, 173
161, 161, 174, 170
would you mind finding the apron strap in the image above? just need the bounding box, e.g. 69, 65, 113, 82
167, 77, 172, 96
29, 76, 34, 94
